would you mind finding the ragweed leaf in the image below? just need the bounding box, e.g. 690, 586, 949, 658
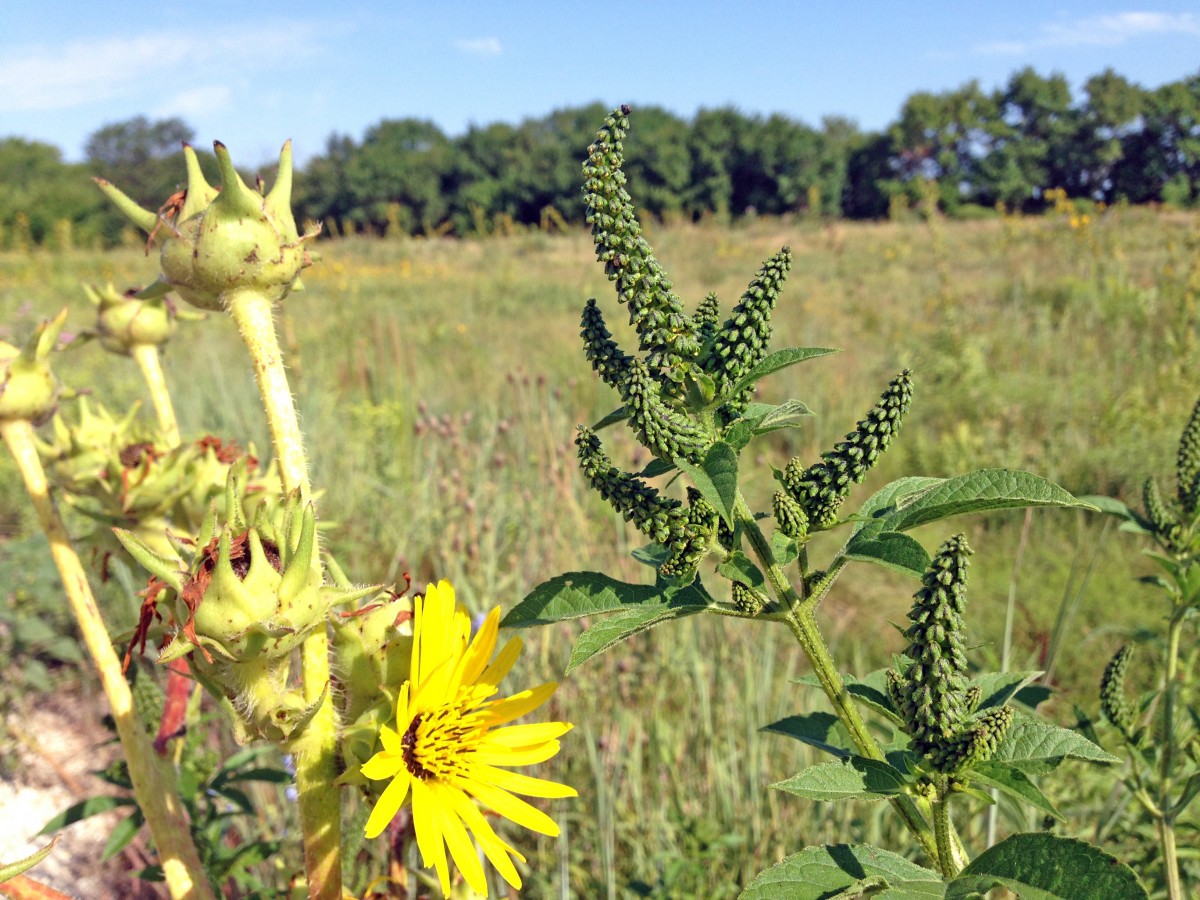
762, 712, 851, 759
989, 712, 1119, 775
969, 761, 1063, 820
729, 346, 840, 396
675, 441, 739, 528
566, 601, 709, 673
843, 531, 931, 579
946, 833, 1147, 900
773, 756, 909, 801
503, 571, 710, 627
740, 844, 943, 900
747, 398, 816, 434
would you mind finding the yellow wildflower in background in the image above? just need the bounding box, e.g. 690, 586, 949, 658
362, 580, 576, 896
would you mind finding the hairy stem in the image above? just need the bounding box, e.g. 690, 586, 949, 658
131, 342, 180, 447
2, 418, 213, 900
227, 290, 340, 900
734, 494, 957, 866
1158, 608, 1184, 900
932, 782, 959, 879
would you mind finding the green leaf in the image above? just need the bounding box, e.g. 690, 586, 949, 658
592, 405, 628, 430
724, 419, 755, 450
566, 602, 709, 673
675, 441, 739, 528
101, 810, 144, 861
969, 761, 1063, 820
39, 795, 137, 833
990, 712, 1120, 775
0, 835, 59, 882
970, 671, 1045, 711
851, 477, 945, 537
729, 346, 840, 395
740, 844, 944, 900
772, 756, 909, 801
877, 470, 1096, 534
1077, 495, 1135, 520
717, 550, 766, 588
502, 572, 708, 628
636, 458, 676, 478
795, 669, 901, 723
746, 399, 816, 434
844, 531, 931, 579
769, 530, 799, 567
762, 712, 850, 759
946, 833, 1147, 900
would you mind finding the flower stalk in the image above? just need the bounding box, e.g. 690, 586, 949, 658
131, 342, 180, 446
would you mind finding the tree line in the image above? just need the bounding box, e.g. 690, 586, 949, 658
1, 66, 1197, 248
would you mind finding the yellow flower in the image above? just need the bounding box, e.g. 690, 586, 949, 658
362, 580, 576, 896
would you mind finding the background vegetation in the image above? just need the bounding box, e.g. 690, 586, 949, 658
2, 65, 1199, 251
2, 190, 1197, 893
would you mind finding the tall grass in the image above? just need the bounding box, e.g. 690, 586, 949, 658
1, 205, 1197, 895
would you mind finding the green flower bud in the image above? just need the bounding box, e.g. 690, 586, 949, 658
575, 426, 681, 543
581, 298, 632, 389
1176, 394, 1200, 516
692, 292, 721, 350
1142, 476, 1183, 550
583, 106, 698, 381
1100, 644, 1136, 738
772, 489, 809, 541
731, 581, 768, 615
0, 311, 66, 425
96, 142, 318, 312
935, 706, 1013, 773
83, 283, 177, 355
623, 358, 709, 464
783, 370, 913, 529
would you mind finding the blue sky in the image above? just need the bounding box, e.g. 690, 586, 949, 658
3, 1, 1198, 167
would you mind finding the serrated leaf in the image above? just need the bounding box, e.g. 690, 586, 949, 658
969, 761, 1063, 820
946, 833, 1147, 900
0, 834, 59, 882
740, 844, 944, 900
566, 602, 708, 673
769, 530, 799, 567
990, 713, 1120, 775
762, 712, 850, 759
877, 470, 1095, 534
970, 671, 1044, 711
675, 441, 739, 528
773, 756, 909, 801
100, 810, 144, 861
502, 572, 707, 628
724, 420, 755, 450
38, 796, 137, 834
750, 399, 816, 434
717, 550, 766, 588
729, 346, 840, 395
844, 531, 931, 579
851, 477, 946, 539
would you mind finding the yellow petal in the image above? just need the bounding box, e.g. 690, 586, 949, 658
481, 682, 557, 726
473, 764, 578, 799
431, 782, 488, 897
445, 786, 525, 890
463, 780, 562, 836
361, 751, 404, 782
411, 777, 452, 896
364, 767, 411, 838
458, 606, 502, 688
379, 723, 402, 755
479, 721, 573, 747
478, 635, 522, 687
471, 741, 562, 767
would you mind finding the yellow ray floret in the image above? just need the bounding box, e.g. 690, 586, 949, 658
362, 580, 576, 896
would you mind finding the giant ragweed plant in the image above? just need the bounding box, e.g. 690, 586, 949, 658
502, 106, 1148, 897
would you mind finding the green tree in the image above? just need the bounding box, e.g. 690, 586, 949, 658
347, 118, 454, 234
0, 138, 108, 246
1113, 72, 1200, 206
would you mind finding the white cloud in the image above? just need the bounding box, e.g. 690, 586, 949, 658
155, 85, 234, 119
454, 37, 502, 58
975, 11, 1200, 55
0, 24, 320, 114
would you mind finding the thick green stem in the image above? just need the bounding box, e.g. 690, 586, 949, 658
1157, 609, 1185, 900
227, 290, 340, 900
734, 495, 954, 865
2, 419, 213, 900
932, 784, 959, 879
131, 342, 180, 447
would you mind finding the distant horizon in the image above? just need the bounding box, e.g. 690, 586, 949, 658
3, 1, 1198, 168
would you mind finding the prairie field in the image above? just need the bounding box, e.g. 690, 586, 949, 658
1, 204, 1198, 895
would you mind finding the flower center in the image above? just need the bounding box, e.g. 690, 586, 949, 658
401, 706, 482, 781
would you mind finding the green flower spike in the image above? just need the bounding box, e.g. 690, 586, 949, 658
623, 357, 709, 464
0, 310, 67, 425
938, 706, 1013, 773
783, 369, 913, 529
659, 488, 717, 580
82, 283, 177, 355
581, 297, 633, 389
772, 489, 809, 541
1142, 476, 1183, 551
691, 292, 721, 349
703, 246, 793, 412
95, 142, 319, 312
583, 105, 699, 382
1175, 394, 1200, 516
731, 581, 768, 615
1100, 644, 1137, 739
116, 468, 374, 742
575, 426, 680, 543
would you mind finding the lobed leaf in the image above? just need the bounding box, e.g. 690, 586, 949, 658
946, 833, 1147, 899
740, 844, 944, 900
